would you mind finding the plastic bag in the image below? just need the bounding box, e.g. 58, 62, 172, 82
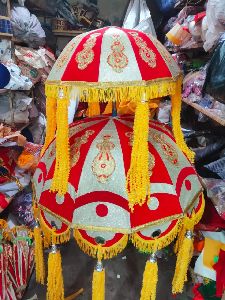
123, 0, 156, 36
11, 6, 46, 48
202, 178, 225, 220
203, 0, 225, 52
154, 0, 175, 14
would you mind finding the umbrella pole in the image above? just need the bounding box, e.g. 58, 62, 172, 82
112, 100, 117, 117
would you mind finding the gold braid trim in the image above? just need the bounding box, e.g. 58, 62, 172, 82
73, 229, 128, 259
131, 219, 182, 253
39, 212, 71, 246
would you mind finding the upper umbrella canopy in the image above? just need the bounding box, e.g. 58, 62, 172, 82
43, 26, 194, 209
47, 26, 180, 86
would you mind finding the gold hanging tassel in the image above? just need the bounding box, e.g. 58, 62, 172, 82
47, 245, 64, 300
87, 102, 101, 117
172, 230, 194, 294
34, 221, 45, 284
92, 245, 105, 300
171, 77, 195, 163
140, 253, 158, 300
126, 97, 150, 211
41, 95, 57, 156
51, 87, 70, 195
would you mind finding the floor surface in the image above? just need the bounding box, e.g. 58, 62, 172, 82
23, 240, 193, 300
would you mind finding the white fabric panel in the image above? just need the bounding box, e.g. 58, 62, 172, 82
98, 27, 142, 82
48, 31, 90, 81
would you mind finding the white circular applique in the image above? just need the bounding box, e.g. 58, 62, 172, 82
148, 197, 159, 210
56, 193, 65, 205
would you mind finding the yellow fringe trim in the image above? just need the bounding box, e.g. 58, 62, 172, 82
47, 249, 64, 300
126, 100, 150, 211
41, 96, 57, 156
74, 229, 128, 259
174, 193, 205, 254
171, 78, 195, 163
87, 102, 101, 117
50, 87, 70, 195
140, 260, 158, 300
34, 226, 45, 284
39, 213, 71, 246
131, 220, 182, 253
45, 79, 178, 104
172, 233, 194, 294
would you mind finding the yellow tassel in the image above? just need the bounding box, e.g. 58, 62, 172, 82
140, 254, 158, 300
51, 88, 70, 195
41, 96, 57, 156
172, 230, 194, 294
47, 245, 64, 300
34, 224, 45, 284
92, 245, 105, 300
86, 102, 101, 117
126, 99, 150, 211
171, 78, 195, 163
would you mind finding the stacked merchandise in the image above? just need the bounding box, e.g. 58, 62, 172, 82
0, 2, 54, 298
161, 0, 225, 299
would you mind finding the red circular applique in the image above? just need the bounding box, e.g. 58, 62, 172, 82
185, 180, 192, 191
96, 204, 108, 217
38, 173, 43, 183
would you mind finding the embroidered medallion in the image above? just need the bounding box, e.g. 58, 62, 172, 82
129, 32, 156, 68
70, 130, 95, 167
92, 135, 116, 183
56, 41, 77, 69
107, 34, 128, 73
151, 132, 179, 165
76, 33, 101, 70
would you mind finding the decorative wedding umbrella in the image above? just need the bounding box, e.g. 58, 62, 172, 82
42, 26, 195, 204
33, 115, 204, 300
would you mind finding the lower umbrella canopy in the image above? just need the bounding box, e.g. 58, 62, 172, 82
32, 115, 204, 300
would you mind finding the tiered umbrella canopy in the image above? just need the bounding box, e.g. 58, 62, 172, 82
33, 27, 203, 300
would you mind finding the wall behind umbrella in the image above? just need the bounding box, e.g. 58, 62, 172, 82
68, 0, 130, 26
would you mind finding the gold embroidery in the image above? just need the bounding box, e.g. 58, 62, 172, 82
76, 33, 101, 70
70, 130, 95, 167
107, 34, 128, 73
92, 135, 116, 183
56, 41, 77, 68
129, 32, 156, 68
125, 132, 155, 175
148, 34, 180, 78
151, 132, 179, 165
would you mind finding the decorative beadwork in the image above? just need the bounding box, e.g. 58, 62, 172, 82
107, 34, 128, 73
76, 33, 101, 70
129, 32, 156, 68
70, 130, 95, 167
151, 132, 179, 165
92, 135, 116, 183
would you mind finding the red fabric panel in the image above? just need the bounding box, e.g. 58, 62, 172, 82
136, 219, 178, 240
61, 27, 107, 82
131, 193, 181, 228
127, 29, 172, 81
